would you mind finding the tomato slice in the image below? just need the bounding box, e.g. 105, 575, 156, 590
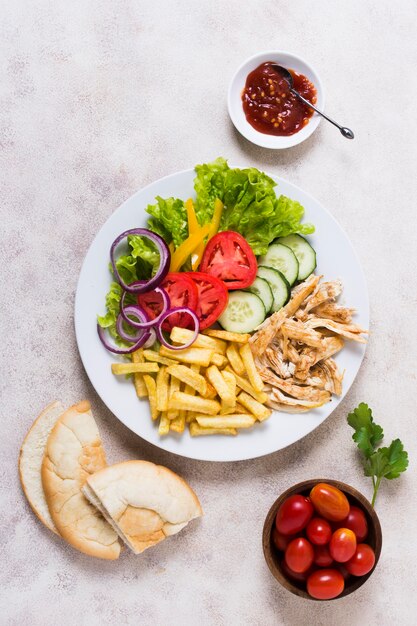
185, 271, 228, 330
137, 272, 198, 331
199, 231, 257, 290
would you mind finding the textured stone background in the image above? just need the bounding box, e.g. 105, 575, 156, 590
1, 1, 417, 624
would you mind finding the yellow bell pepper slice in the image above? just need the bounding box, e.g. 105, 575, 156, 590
185, 198, 199, 234
191, 241, 205, 271
170, 224, 210, 272
208, 198, 224, 240
185, 198, 206, 269
181, 198, 224, 271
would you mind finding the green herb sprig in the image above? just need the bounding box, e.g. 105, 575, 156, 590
347, 403, 409, 506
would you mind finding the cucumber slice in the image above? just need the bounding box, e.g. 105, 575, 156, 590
218, 291, 266, 333
277, 234, 316, 281
258, 243, 299, 286
257, 266, 290, 312
247, 276, 274, 314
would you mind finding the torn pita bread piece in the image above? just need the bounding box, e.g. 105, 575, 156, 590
41, 401, 120, 560
82, 460, 203, 554
19, 400, 64, 534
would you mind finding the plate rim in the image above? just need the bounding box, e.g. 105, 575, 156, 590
74, 165, 369, 462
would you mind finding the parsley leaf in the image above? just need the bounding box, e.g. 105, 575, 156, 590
377, 439, 409, 479
347, 404, 408, 506
347, 403, 384, 458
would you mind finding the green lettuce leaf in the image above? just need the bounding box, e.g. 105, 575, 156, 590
194, 157, 229, 224
146, 196, 188, 248
128, 234, 160, 280
193, 158, 314, 255
97, 281, 123, 339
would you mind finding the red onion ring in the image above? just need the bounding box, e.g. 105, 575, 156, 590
120, 284, 170, 329
156, 307, 200, 350
97, 324, 151, 354
116, 310, 150, 343
110, 228, 170, 294
142, 327, 156, 349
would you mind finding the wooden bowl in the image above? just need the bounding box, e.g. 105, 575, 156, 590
262, 479, 382, 600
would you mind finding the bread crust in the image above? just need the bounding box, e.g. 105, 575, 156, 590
41, 401, 120, 560
19, 400, 63, 534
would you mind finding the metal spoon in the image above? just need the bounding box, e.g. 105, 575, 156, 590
271, 64, 354, 140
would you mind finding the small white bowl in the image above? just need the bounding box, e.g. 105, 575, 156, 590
228, 50, 325, 149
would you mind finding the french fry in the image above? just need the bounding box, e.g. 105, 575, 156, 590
143, 350, 178, 366
170, 410, 186, 433
221, 402, 246, 415
203, 329, 250, 343
159, 345, 213, 367
226, 343, 245, 376
206, 366, 235, 407
168, 391, 220, 415
221, 370, 237, 412
111, 362, 159, 375
131, 349, 147, 397
158, 412, 170, 435
202, 382, 218, 399
170, 327, 226, 354
222, 369, 236, 396
184, 366, 198, 423
166, 364, 207, 396
196, 415, 255, 429
156, 366, 169, 412
211, 353, 228, 368
225, 366, 268, 403
239, 343, 264, 392
189, 422, 237, 436
237, 391, 272, 422
143, 375, 158, 420
167, 376, 181, 420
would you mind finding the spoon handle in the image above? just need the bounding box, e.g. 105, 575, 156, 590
291, 89, 354, 139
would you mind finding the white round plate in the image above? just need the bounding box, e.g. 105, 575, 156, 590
75, 167, 368, 462
228, 50, 324, 149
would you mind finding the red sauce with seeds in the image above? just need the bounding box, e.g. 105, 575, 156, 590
242, 62, 317, 136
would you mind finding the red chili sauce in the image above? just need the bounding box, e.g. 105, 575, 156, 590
242, 62, 317, 136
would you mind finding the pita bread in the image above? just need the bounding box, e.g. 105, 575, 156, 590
19, 400, 63, 534
41, 401, 120, 560
82, 460, 202, 554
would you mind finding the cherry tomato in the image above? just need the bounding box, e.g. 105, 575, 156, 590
310, 483, 350, 522
306, 517, 332, 545
335, 506, 368, 542
272, 527, 292, 552
345, 544, 375, 576
199, 231, 257, 290
285, 538, 314, 573
275, 495, 314, 535
137, 272, 198, 331
313, 544, 333, 567
280, 559, 313, 583
307, 569, 345, 600
185, 272, 228, 330
329, 528, 357, 563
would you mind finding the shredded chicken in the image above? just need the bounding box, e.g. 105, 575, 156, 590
250, 274, 320, 355
250, 275, 367, 412
305, 318, 368, 343
312, 302, 355, 324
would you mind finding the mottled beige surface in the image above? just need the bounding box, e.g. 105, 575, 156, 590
1, 1, 417, 624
